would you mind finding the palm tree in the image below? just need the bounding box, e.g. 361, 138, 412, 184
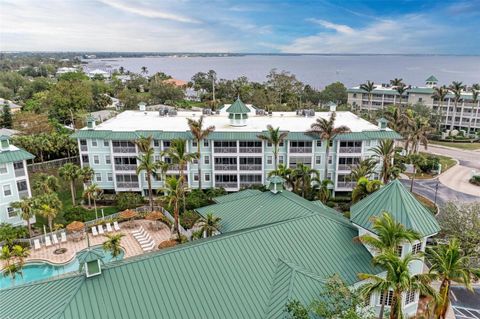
371, 139, 396, 184
137, 147, 159, 211
59, 163, 80, 204
432, 86, 449, 132
79, 166, 94, 186
407, 153, 425, 192
395, 83, 407, 108
162, 177, 183, 236
405, 117, 432, 154
313, 178, 333, 204
390, 78, 403, 87
32, 173, 59, 194
268, 164, 294, 190
348, 158, 377, 182
35, 193, 62, 232
468, 84, 479, 135
448, 81, 465, 131
308, 112, 350, 180
360, 80, 375, 114
359, 252, 437, 319
292, 163, 319, 198
118, 66, 125, 74
135, 135, 153, 153
425, 239, 480, 319
11, 198, 35, 237
384, 106, 410, 134
187, 115, 215, 189
82, 183, 102, 216
352, 177, 382, 203
258, 125, 288, 171
162, 139, 198, 211
0, 245, 30, 281
103, 233, 125, 260
197, 213, 221, 237
141, 66, 148, 75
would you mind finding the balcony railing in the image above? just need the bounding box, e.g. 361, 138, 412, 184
167, 164, 187, 171
337, 164, 354, 171
289, 163, 311, 169
339, 147, 362, 153
114, 164, 137, 171
214, 147, 237, 153
14, 168, 26, 178
240, 181, 262, 187
239, 164, 262, 171
18, 190, 29, 199
112, 146, 136, 153
215, 182, 238, 188
80, 145, 88, 152
337, 181, 356, 188
116, 182, 140, 189
215, 164, 237, 171
290, 147, 312, 153
239, 147, 262, 153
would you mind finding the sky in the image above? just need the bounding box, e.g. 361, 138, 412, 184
1, 0, 479, 54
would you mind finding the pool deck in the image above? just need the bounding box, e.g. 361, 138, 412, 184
2, 219, 172, 267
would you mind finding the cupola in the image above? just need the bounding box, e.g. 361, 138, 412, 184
86, 114, 96, 130
425, 75, 438, 88
226, 98, 250, 127
77, 249, 105, 278
326, 101, 337, 112
138, 101, 147, 112
0, 135, 10, 151
377, 117, 388, 130
268, 176, 285, 194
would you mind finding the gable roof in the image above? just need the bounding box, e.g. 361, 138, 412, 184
350, 179, 440, 237
0, 211, 379, 319
426, 75, 438, 82
213, 189, 262, 204
196, 189, 349, 233
0, 148, 35, 164
225, 98, 251, 114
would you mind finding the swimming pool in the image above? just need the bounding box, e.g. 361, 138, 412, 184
0, 246, 124, 289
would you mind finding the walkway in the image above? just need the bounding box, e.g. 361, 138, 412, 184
13, 219, 171, 266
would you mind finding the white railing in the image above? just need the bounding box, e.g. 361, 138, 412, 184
113, 146, 136, 153
337, 164, 353, 171
14, 168, 26, 177
215, 164, 237, 171
114, 164, 137, 171
239, 164, 262, 171
18, 190, 29, 199
80, 145, 88, 152
116, 182, 140, 188
290, 147, 312, 153
215, 182, 238, 188
339, 147, 362, 153
337, 181, 356, 188
214, 147, 237, 153
239, 147, 262, 153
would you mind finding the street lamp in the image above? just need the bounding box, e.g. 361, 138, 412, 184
434, 180, 440, 205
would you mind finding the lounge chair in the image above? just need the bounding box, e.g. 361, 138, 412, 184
134, 231, 149, 241
45, 236, 52, 247
33, 239, 41, 250
113, 221, 120, 231
52, 234, 59, 245
106, 223, 113, 232
91, 226, 98, 236
137, 235, 152, 245
98, 224, 105, 235
60, 232, 67, 242
132, 226, 144, 236
142, 241, 155, 251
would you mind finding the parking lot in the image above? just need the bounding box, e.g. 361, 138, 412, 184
451, 287, 480, 319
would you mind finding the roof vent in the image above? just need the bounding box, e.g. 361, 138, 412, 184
202, 108, 212, 115
268, 111, 273, 117
138, 102, 146, 112
168, 109, 177, 116
159, 108, 168, 117
255, 109, 265, 116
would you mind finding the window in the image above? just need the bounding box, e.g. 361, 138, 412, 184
13, 162, 24, 170
17, 180, 28, 192
0, 164, 7, 174
194, 174, 199, 181
93, 156, 99, 164
279, 155, 284, 164
316, 140, 322, 147
205, 173, 211, 182
154, 155, 161, 162
192, 141, 198, 147
279, 141, 284, 147
3, 184, 12, 196
204, 140, 209, 147
107, 173, 113, 182
267, 142, 272, 147
418, 98, 423, 102
396, 245, 403, 257
379, 291, 394, 306
328, 155, 332, 164
204, 155, 210, 165
267, 156, 273, 165
364, 140, 371, 147
315, 156, 321, 165
95, 173, 102, 182
103, 140, 109, 147
154, 140, 160, 147
193, 158, 198, 164
7, 207, 16, 218
405, 290, 416, 305
163, 141, 171, 148
92, 140, 98, 147
327, 173, 332, 180
412, 242, 422, 254
105, 155, 111, 165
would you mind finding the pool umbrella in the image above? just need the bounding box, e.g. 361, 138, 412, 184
145, 211, 164, 230
119, 209, 138, 227
66, 221, 85, 232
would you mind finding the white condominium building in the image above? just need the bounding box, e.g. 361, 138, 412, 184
347, 76, 480, 132
72, 99, 401, 195
0, 135, 35, 226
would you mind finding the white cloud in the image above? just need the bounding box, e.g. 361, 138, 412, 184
98, 0, 199, 24
280, 15, 447, 54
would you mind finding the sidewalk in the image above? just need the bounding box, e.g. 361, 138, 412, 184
439, 164, 479, 197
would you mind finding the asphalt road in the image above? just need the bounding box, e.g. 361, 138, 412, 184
450, 287, 480, 319
426, 145, 480, 170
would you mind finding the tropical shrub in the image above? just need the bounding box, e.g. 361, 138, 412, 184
116, 192, 144, 210
0, 223, 28, 244
63, 206, 90, 223
469, 175, 480, 186
180, 210, 201, 229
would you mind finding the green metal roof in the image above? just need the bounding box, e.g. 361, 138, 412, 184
0, 135, 9, 141
426, 75, 438, 82
334, 130, 402, 141
286, 132, 315, 140
77, 249, 104, 264
197, 190, 350, 233
225, 98, 250, 114
213, 189, 262, 204
0, 149, 35, 164
407, 87, 435, 94
268, 176, 285, 184
350, 179, 440, 237
0, 210, 379, 319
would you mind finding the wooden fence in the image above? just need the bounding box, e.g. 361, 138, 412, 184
27, 156, 80, 173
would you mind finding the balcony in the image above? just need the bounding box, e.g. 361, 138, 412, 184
114, 164, 137, 171
336, 181, 356, 188
18, 190, 29, 199
239, 164, 262, 171
116, 182, 139, 189
167, 164, 187, 171
290, 147, 312, 153
112, 146, 136, 153
14, 168, 26, 178
80, 145, 88, 152
215, 164, 237, 171
339, 147, 362, 153
214, 147, 237, 153
240, 181, 262, 187
337, 164, 353, 171
215, 182, 238, 188
239, 147, 262, 153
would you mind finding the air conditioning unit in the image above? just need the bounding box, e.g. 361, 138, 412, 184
168, 109, 177, 116
255, 109, 265, 116
202, 108, 212, 115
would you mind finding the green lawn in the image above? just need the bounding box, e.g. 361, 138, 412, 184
413, 193, 437, 215
430, 140, 480, 150
404, 153, 456, 179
